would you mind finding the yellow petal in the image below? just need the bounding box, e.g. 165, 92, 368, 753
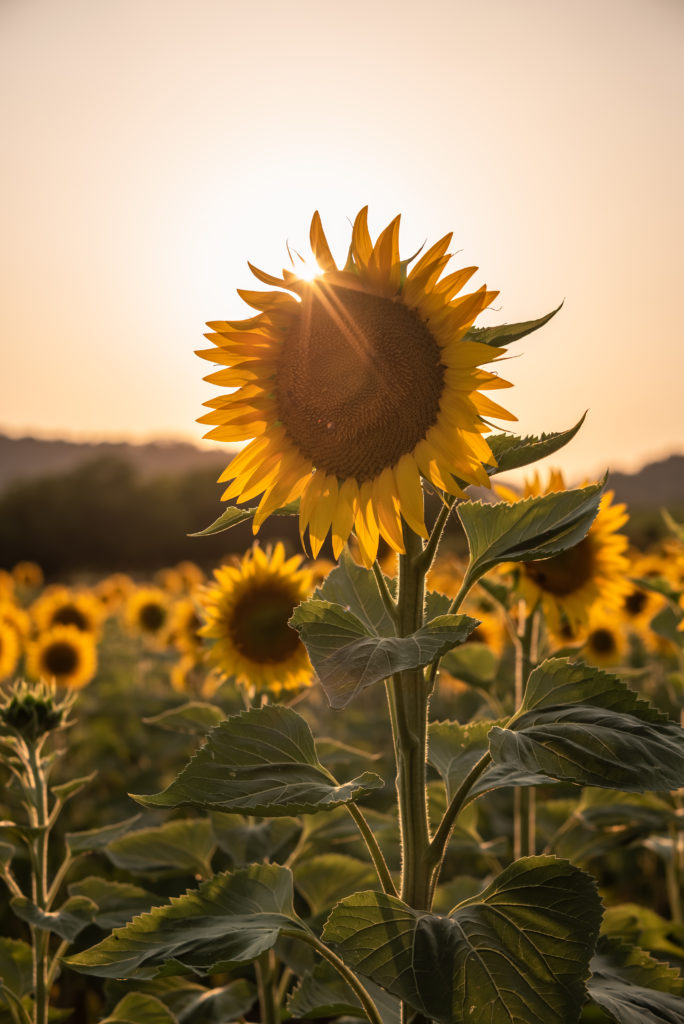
309, 211, 337, 272
373, 469, 406, 553
394, 454, 427, 538
331, 478, 359, 559
307, 475, 339, 558
351, 207, 372, 268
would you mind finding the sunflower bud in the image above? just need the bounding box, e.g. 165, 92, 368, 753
0, 679, 74, 741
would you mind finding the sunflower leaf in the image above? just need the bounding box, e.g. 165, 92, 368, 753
105, 819, 217, 877
458, 479, 604, 587
485, 413, 587, 475
65, 813, 142, 855
142, 703, 225, 735
465, 303, 562, 348
11, 894, 97, 942
322, 856, 601, 1024
64, 864, 305, 978
489, 658, 684, 792
586, 935, 684, 1022
188, 500, 299, 538
98, 992, 179, 1024
313, 549, 395, 636
287, 959, 400, 1022
293, 854, 377, 920
290, 600, 479, 708
132, 704, 383, 815
68, 877, 158, 931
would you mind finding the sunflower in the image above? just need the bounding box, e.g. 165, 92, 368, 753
94, 572, 135, 613
0, 620, 20, 681
32, 586, 103, 636
167, 597, 204, 655
12, 561, 44, 589
580, 606, 627, 668
0, 601, 32, 642
199, 542, 316, 696
124, 587, 171, 643
26, 625, 97, 690
0, 570, 15, 601
197, 208, 515, 566
496, 469, 630, 631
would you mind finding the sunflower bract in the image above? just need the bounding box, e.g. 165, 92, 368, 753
197, 208, 516, 565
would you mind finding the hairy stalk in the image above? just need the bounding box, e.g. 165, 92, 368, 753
255, 950, 278, 1024
282, 929, 383, 1024
371, 561, 399, 626
390, 527, 431, 911
346, 803, 397, 897
25, 742, 50, 1024
416, 497, 455, 573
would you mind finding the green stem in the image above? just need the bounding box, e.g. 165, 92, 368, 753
390, 526, 432, 911
26, 743, 50, 1024
255, 950, 278, 1024
282, 929, 383, 1024
346, 803, 397, 897
0, 983, 33, 1024
417, 497, 455, 573
371, 561, 399, 626
427, 750, 492, 899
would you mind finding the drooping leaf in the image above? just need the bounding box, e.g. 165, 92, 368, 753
291, 599, 479, 708
490, 659, 684, 792
439, 644, 497, 687
486, 413, 587, 475
66, 814, 141, 855
99, 993, 178, 1024
293, 854, 376, 919
189, 500, 298, 538
587, 935, 684, 1023
323, 856, 602, 1024
11, 894, 97, 941
143, 703, 224, 735
68, 877, 157, 930
429, 719, 555, 804
133, 704, 382, 816
465, 303, 562, 347
65, 864, 305, 978
105, 819, 216, 877
288, 959, 400, 1022
458, 481, 604, 588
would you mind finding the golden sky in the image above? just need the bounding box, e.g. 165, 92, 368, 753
1, 0, 682, 481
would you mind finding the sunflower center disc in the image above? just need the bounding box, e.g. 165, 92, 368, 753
139, 603, 166, 633
276, 285, 445, 481
43, 641, 79, 676
524, 535, 595, 597
590, 628, 615, 654
230, 583, 302, 664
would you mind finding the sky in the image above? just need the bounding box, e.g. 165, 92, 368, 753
1, 0, 682, 484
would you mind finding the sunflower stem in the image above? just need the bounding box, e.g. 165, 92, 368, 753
417, 497, 455, 574
371, 560, 399, 625
255, 950, 278, 1024
346, 802, 397, 897
25, 741, 51, 1024
389, 526, 432, 914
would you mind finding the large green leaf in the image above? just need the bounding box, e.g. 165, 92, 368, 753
68, 877, 158, 930
66, 814, 141, 855
323, 856, 601, 1024
105, 819, 216, 877
100, 993, 178, 1024
133, 704, 382, 815
429, 719, 555, 803
293, 854, 376, 919
490, 659, 684, 792
288, 959, 399, 1022
313, 549, 396, 636
189, 500, 298, 538
65, 864, 305, 978
458, 481, 604, 587
291, 599, 478, 708
485, 413, 586, 475
586, 936, 684, 1023
465, 304, 562, 347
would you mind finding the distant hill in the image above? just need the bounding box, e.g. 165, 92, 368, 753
0, 433, 227, 491
1, 432, 683, 509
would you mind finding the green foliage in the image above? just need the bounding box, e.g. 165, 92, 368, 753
142, 703, 225, 734
486, 413, 587, 475
64, 864, 305, 978
189, 499, 299, 537
99, 992, 178, 1024
458, 480, 605, 588
10, 895, 97, 942
293, 855, 376, 920
323, 857, 602, 1024
133, 704, 383, 815
67, 878, 157, 930
105, 819, 216, 877
586, 936, 684, 1023
288, 960, 399, 1021
490, 659, 684, 791
465, 303, 562, 347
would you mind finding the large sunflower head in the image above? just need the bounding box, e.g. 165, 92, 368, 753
496, 469, 630, 631
197, 208, 515, 566
0, 620, 20, 681
199, 542, 316, 697
26, 625, 97, 691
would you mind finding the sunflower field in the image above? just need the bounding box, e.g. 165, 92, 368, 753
3, 211, 684, 1024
